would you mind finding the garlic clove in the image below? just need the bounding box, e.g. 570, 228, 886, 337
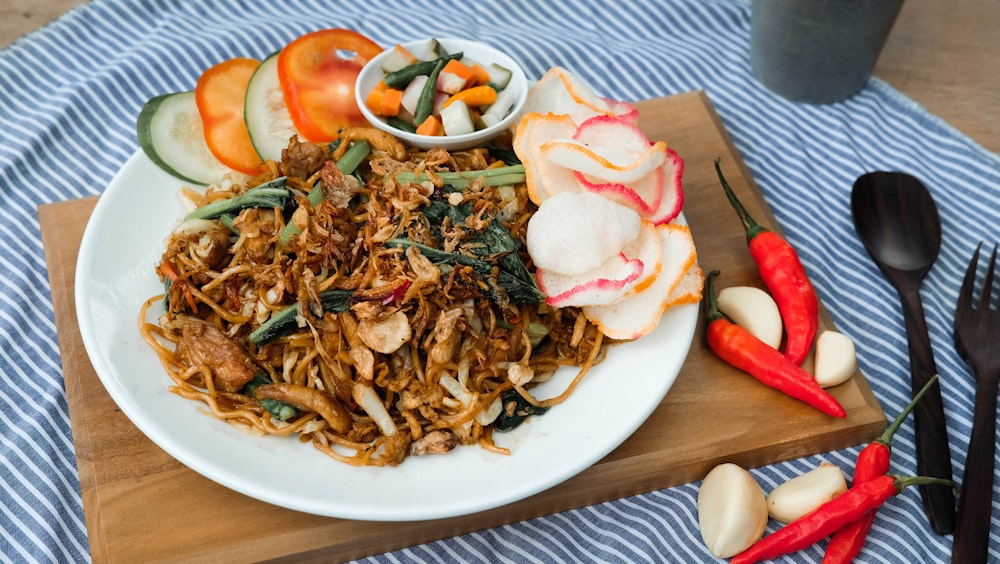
698, 462, 769, 558
813, 330, 857, 388
716, 286, 783, 349
766, 462, 848, 523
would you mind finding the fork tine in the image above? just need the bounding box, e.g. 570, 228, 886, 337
951, 242, 1000, 561
979, 244, 998, 310
958, 242, 982, 313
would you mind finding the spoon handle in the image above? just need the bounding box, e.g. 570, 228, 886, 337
952, 375, 998, 563
898, 288, 956, 535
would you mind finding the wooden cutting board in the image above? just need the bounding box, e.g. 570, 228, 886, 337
40, 91, 885, 563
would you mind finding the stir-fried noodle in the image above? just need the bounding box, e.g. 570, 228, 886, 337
140, 135, 607, 466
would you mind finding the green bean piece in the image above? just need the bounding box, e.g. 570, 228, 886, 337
392, 164, 526, 189
184, 183, 290, 221
382, 52, 463, 89
387, 116, 416, 134
414, 59, 445, 127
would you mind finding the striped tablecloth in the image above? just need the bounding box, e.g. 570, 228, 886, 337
3, 1, 999, 562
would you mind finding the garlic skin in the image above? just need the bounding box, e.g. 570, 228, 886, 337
697, 463, 769, 558
716, 286, 783, 349
813, 330, 857, 388
766, 462, 848, 523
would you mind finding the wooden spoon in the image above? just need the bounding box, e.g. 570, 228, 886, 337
851, 171, 955, 535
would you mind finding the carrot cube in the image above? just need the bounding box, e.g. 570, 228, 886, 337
415, 115, 443, 136
366, 80, 389, 115
469, 63, 491, 85
380, 88, 405, 117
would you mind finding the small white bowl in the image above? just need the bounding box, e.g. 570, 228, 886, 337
355, 38, 528, 151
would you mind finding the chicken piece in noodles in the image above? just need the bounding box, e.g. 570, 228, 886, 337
280, 137, 327, 180
175, 321, 256, 392
410, 430, 458, 456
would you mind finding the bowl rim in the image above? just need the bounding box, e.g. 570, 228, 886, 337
354, 37, 528, 150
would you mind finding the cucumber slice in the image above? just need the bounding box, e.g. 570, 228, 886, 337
485, 63, 512, 89
244, 52, 301, 163
381, 44, 417, 73
136, 91, 231, 186
479, 86, 519, 128
440, 100, 475, 136
420, 38, 447, 60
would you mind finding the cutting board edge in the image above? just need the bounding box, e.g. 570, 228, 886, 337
38, 198, 115, 562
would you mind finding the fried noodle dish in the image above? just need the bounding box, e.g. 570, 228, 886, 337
139, 131, 608, 467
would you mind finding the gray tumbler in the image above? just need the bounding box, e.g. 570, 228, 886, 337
750, 0, 904, 104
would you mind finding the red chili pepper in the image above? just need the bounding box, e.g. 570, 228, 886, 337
714, 159, 819, 366
159, 258, 199, 313
731, 474, 953, 564
822, 374, 940, 563
381, 279, 411, 305
705, 271, 845, 418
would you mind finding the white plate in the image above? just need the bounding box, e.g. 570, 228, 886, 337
75, 152, 698, 521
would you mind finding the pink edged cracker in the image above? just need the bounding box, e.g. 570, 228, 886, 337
583, 223, 700, 340
537, 252, 645, 308
513, 112, 579, 204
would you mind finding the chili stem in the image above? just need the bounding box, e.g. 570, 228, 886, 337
714, 158, 766, 242
878, 372, 940, 446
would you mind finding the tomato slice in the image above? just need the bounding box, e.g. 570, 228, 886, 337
195, 57, 264, 175
277, 29, 383, 143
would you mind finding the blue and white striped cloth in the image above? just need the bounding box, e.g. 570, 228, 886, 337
2, 0, 998, 562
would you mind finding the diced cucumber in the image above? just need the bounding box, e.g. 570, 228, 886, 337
244, 52, 300, 163
479, 86, 519, 128
136, 91, 231, 186
381, 44, 417, 73
485, 63, 513, 89
419, 38, 448, 60
440, 100, 475, 136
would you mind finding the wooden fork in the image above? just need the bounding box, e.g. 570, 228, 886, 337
951, 242, 1000, 564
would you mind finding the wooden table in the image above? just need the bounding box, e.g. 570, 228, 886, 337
2, 0, 998, 155
873, 0, 1000, 156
